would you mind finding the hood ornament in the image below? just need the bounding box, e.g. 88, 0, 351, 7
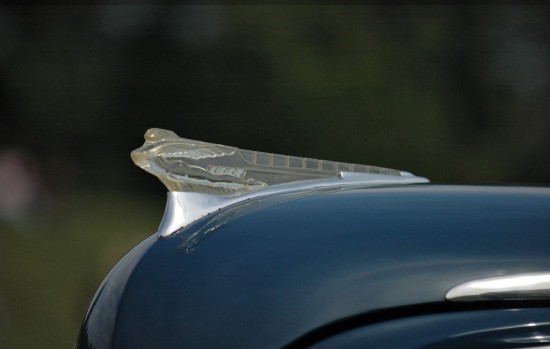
132, 128, 429, 237
131, 128, 410, 195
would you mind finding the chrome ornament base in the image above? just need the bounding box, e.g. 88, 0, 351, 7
156, 171, 429, 237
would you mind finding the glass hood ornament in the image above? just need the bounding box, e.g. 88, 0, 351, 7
131, 128, 416, 195
131, 128, 429, 237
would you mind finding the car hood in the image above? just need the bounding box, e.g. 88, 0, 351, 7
78, 185, 550, 349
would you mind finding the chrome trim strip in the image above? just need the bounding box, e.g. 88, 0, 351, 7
156, 171, 429, 237
446, 272, 550, 302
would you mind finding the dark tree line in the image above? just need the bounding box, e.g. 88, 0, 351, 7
0, 5, 549, 196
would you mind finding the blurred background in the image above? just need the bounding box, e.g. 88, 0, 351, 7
0, 4, 549, 348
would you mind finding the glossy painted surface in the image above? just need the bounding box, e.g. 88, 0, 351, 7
310, 308, 550, 348
77, 185, 550, 349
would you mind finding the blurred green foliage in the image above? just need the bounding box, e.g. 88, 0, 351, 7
0, 191, 162, 348
0, 5, 549, 348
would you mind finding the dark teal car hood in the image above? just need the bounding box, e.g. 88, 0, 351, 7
77, 185, 550, 349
